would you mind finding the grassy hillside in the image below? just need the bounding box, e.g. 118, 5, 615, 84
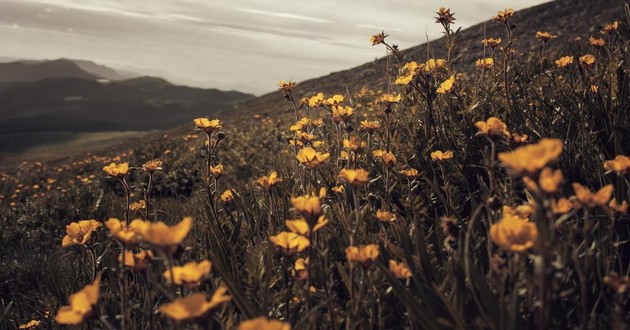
1, 1, 629, 329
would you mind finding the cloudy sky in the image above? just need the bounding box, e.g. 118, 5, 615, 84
0, 0, 549, 95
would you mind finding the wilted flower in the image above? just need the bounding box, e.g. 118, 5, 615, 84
346, 244, 380, 267
431, 150, 454, 161
476, 58, 494, 69
572, 183, 613, 208
163, 260, 212, 288
143, 159, 163, 173
210, 164, 224, 179
338, 168, 370, 186
375, 209, 396, 223
370, 31, 388, 46
62, 220, 101, 247
481, 38, 502, 48
55, 277, 99, 325
103, 162, 129, 178
389, 260, 412, 279
119, 250, 153, 270
296, 147, 330, 169
492, 8, 514, 24
132, 217, 193, 249
489, 206, 538, 253
238, 317, 291, 330
535, 31, 557, 42
270, 232, 310, 255
160, 285, 230, 321
435, 7, 456, 25
105, 218, 143, 245
498, 138, 563, 177
555, 56, 574, 68
604, 155, 630, 174
436, 75, 455, 94
194, 118, 222, 134
475, 117, 510, 139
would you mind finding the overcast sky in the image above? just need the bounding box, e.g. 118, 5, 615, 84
0, 0, 550, 95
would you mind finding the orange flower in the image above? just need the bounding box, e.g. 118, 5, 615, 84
332, 185, 345, 193
537, 167, 563, 193
210, 164, 224, 179
481, 37, 502, 48
535, 31, 557, 42
143, 159, 163, 173
285, 216, 328, 235
380, 93, 402, 106
609, 199, 629, 215
498, 138, 563, 177
436, 75, 455, 94
475, 117, 510, 138
220, 189, 236, 204
55, 276, 100, 325
160, 285, 231, 321
105, 218, 143, 245
360, 120, 381, 134
296, 147, 330, 169
375, 209, 396, 223
489, 206, 538, 253
492, 8, 514, 24
400, 168, 419, 177
370, 31, 388, 46
381, 152, 397, 169
256, 171, 282, 191
604, 155, 630, 174
389, 260, 412, 279
600, 21, 619, 35
579, 54, 596, 68
431, 150, 454, 161
119, 250, 153, 270
290, 194, 321, 222
588, 37, 606, 48
476, 58, 494, 69
163, 260, 212, 288
18, 320, 41, 329
555, 56, 574, 68
338, 168, 369, 186
194, 118, 222, 134
62, 220, 101, 247
238, 317, 291, 330
270, 232, 310, 255
132, 217, 193, 249
346, 244, 380, 267
290, 117, 309, 131
343, 137, 367, 153
552, 197, 573, 215
129, 200, 147, 213
572, 183, 613, 208
293, 257, 309, 280
102, 162, 129, 178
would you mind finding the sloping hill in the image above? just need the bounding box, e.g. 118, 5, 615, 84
0, 59, 99, 83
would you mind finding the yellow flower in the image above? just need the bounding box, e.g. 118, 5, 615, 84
434, 7, 456, 25
160, 285, 231, 321
489, 206, 538, 253
338, 168, 369, 186
293, 257, 309, 280
579, 54, 596, 68
343, 137, 367, 153
588, 37, 606, 48
62, 220, 101, 247
400, 168, 419, 177
119, 249, 153, 270
609, 199, 629, 215
194, 118, 222, 134
535, 31, 557, 42
290, 117, 309, 131
492, 8, 514, 24
163, 260, 212, 288
436, 75, 455, 94
572, 183, 613, 208
481, 37, 501, 48
290, 195, 321, 221
555, 56, 574, 68
331, 105, 354, 123
375, 209, 396, 223
537, 167, 563, 193
102, 162, 129, 178
285, 216, 328, 235
552, 197, 573, 215
360, 120, 381, 134
346, 244, 380, 267
332, 185, 345, 193
210, 164, 224, 179
431, 150, 454, 161
270, 231, 310, 255
603, 155, 630, 174
18, 320, 41, 329
600, 21, 619, 35
308, 92, 325, 108
132, 217, 193, 249
129, 200, 146, 213
476, 58, 494, 69
238, 317, 291, 330
105, 218, 142, 245
221, 189, 236, 204
143, 159, 163, 173
389, 260, 412, 279
381, 152, 397, 169
475, 117, 510, 138
498, 138, 563, 177
324, 94, 344, 107
278, 80, 296, 92
55, 276, 100, 325
296, 147, 330, 169
424, 58, 446, 72
256, 171, 282, 191
395, 61, 419, 85
380, 93, 402, 106
370, 31, 388, 46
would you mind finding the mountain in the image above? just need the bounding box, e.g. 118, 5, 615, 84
0, 59, 98, 83
69, 59, 138, 80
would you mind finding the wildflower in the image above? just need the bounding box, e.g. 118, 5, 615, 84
476, 58, 494, 69
395, 61, 419, 85
290, 117, 309, 131
55, 277, 100, 325
210, 164, 224, 179
18, 320, 41, 329
102, 162, 129, 178
278, 80, 296, 93
346, 244, 379, 267
360, 120, 381, 135
324, 94, 344, 107
194, 118, 222, 134
603, 155, 630, 174
143, 159, 163, 173
163, 260, 212, 288
132, 217, 193, 249
535, 31, 557, 42
490, 206, 538, 253
481, 38, 502, 48
291, 195, 321, 222
310, 117, 323, 127
555, 56, 574, 68
331, 105, 355, 123
400, 168, 419, 177
389, 260, 412, 279
270, 232, 310, 255
338, 168, 369, 186
221, 189, 235, 204
475, 117, 510, 138
380, 93, 402, 106
129, 200, 146, 213
588, 37, 606, 48
431, 150, 454, 161
256, 171, 282, 191
381, 152, 397, 169
435, 7, 456, 25
119, 250, 153, 270
537, 167, 563, 193
590, 85, 599, 93
308, 93, 325, 108
436, 75, 455, 94
296, 147, 330, 169
552, 197, 573, 215
579, 54, 596, 69
238, 317, 291, 330
160, 285, 230, 321
370, 31, 388, 46
62, 220, 101, 247
498, 138, 563, 177
492, 8, 514, 24
285, 216, 328, 235
375, 209, 396, 223
293, 258, 308, 280
424, 58, 446, 73
105, 218, 143, 245
572, 183, 613, 208
609, 199, 629, 215
600, 21, 619, 35
343, 137, 367, 153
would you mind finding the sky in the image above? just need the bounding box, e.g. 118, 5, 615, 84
0, 0, 550, 95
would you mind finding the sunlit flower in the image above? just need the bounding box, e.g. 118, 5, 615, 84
579, 54, 596, 69
389, 260, 412, 279
476, 58, 494, 69
194, 118, 222, 134
535, 31, 557, 42
498, 138, 563, 177
143, 159, 163, 173
278, 80, 296, 93
572, 183, 613, 208
160, 285, 231, 321
492, 8, 514, 24
490, 206, 538, 253
256, 171, 282, 191
424, 59, 446, 72
164, 260, 212, 288
221, 189, 236, 204
270, 231, 310, 255
431, 150, 454, 161
338, 168, 370, 186
324, 94, 344, 107
105, 218, 143, 245
132, 217, 193, 249
375, 210, 396, 223
62, 220, 101, 247
604, 155, 630, 174
308, 93, 325, 108
555, 56, 574, 68
55, 276, 100, 325
346, 244, 379, 267
103, 162, 129, 178
588, 37, 606, 48
18, 320, 41, 329
238, 317, 291, 330
600, 21, 619, 35
119, 249, 153, 270
475, 117, 510, 138
331, 105, 355, 123
296, 147, 330, 169
370, 31, 389, 46
210, 164, 224, 179
395, 61, 419, 85
436, 75, 455, 94
435, 7, 456, 25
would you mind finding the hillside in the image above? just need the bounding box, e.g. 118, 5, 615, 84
0, 59, 98, 83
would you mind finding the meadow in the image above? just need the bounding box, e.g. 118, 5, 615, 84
1, 5, 629, 330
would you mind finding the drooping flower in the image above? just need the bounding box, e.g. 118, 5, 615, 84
604, 155, 630, 174
270, 232, 310, 255
489, 206, 538, 253
105, 218, 143, 245
132, 217, 193, 249
370, 31, 388, 46
431, 150, 454, 161
55, 277, 100, 325
475, 117, 510, 138
498, 138, 563, 177
436, 75, 455, 94
62, 220, 101, 247
572, 183, 613, 208
163, 260, 212, 288
160, 285, 231, 321
103, 162, 129, 178
256, 171, 282, 191
389, 260, 412, 279
338, 168, 370, 187
296, 147, 330, 169
194, 118, 222, 134
346, 244, 380, 267
238, 317, 291, 330
555, 56, 574, 68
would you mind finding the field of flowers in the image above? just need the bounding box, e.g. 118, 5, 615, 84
1, 6, 629, 330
